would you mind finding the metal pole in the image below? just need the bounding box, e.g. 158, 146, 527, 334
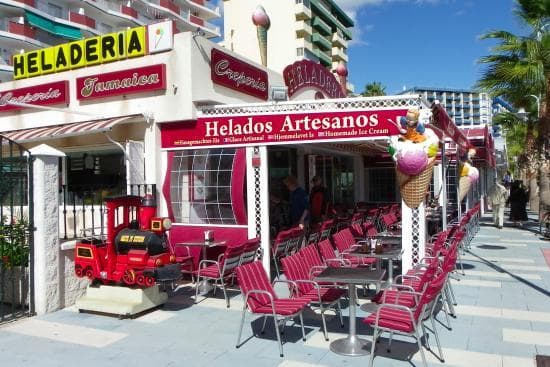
441, 143, 447, 230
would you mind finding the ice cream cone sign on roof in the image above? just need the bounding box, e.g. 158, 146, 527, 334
335, 62, 348, 95
252, 5, 270, 67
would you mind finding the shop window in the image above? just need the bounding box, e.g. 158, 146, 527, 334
169, 148, 241, 225
367, 168, 396, 203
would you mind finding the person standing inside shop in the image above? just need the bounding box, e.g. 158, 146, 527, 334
309, 175, 330, 226
283, 175, 309, 229
488, 177, 508, 229
508, 180, 529, 226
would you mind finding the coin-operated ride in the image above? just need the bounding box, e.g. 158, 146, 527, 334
74, 195, 181, 287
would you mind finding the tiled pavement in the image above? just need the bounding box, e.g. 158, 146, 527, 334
1, 212, 549, 367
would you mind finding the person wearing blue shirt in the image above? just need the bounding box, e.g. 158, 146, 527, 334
283, 175, 309, 229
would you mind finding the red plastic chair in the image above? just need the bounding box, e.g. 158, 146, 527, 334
332, 228, 377, 267
281, 253, 345, 341
239, 238, 261, 266
235, 261, 309, 357
363, 271, 448, 367
194, 243, 245, 308
271, 228, 292, 276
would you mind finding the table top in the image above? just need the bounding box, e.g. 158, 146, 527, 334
314, 267, 386, 284
175, 240, 227, 247
350, 244, 403, 260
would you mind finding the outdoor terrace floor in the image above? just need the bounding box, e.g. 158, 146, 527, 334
1, 211, 549, 367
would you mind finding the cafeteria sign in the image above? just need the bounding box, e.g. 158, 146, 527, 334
161, 109, 407, 149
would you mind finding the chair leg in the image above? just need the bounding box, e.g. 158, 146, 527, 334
387, 331, 393, 352
440, 292, 453, 330
368, 328, 379, 367
319, 305, 329, 341
430, 316, 445, 362
194, 274, 202, 304
236, 306, 247, 349
273, 258, 281, 278
220, 279, 230, 308
261, 315, 268, 334
299, 311, 306, 341
337, 300, 344, 328
272, 314, 284, 357
415, 328, 428, 367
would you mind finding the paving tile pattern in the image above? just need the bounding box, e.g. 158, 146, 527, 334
1, 212, 549, 367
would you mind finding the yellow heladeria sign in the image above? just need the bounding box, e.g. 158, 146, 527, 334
13, 26, 146, 80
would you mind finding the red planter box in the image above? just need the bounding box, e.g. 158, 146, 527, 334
8, 22, 36, 39
121, 5, 138, 18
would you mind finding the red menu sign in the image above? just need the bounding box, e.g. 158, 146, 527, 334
161, 109, 407, 149
76, 64, 166, 100
283, 60, 345, 99
0, 81, 69, 112
211, 48, 268, 100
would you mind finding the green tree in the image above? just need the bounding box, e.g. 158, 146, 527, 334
477, 0, 550, 210
361, 82, 386, 97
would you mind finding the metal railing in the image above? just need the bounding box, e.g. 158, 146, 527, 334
59, 184, 156, 240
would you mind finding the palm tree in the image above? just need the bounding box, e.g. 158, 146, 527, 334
477, 0, 549, 211
361, 82, 386, 97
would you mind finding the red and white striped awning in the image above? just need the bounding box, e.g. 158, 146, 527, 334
1, 114, 143, 143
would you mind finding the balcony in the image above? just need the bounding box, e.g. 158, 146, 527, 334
69, 11, 96, 29
295, 0, 312, 20
312, 16, 331, 35
331, 46, 347, 62
312, 33, 331, 50
296, 36, 313, 52
121, 5, 138, 19
15, 0, 35, 5
332, 31, 346, 47
159, 0, 180, 14
184, 0, 221, 19
295, 20, 312, 38
8, 21, 37, 39
316, 49, 331, 66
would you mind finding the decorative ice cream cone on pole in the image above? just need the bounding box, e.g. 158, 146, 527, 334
458, 159, 479, 202
252, 6, 270, 67
458, 176, 471, 202
388, 108, 440, 208
335, 62, 348, 96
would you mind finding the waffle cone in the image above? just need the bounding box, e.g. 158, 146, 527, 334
396, 160, 435, 208
459, 176, 471, 202
256, 26, 268, 66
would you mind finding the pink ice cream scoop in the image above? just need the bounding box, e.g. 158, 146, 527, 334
396, 148, 429, 176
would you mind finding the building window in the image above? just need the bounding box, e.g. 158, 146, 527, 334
47, 3, 63, 18
296, 47, 304, 57
367, 168, 396, 203
169, 148, 240, 225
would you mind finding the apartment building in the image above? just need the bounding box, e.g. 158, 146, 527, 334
223, 0, 354, 92
0, 0, 221, 82
401, 86, 492, 127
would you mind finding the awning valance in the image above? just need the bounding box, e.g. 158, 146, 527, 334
25, 11, 82, 40
1, 114, 143, 143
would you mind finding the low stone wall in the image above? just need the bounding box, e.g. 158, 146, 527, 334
60, 246, 89, 308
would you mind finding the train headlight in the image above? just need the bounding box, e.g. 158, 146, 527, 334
162, 218, 172, 230
155, 258, 163, 267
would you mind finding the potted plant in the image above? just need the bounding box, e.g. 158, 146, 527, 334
0, 216, 30, 306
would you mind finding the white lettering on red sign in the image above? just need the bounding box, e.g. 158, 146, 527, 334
214, 59, 267, 92
80, 72, 160, 98
0, 88, 61, 105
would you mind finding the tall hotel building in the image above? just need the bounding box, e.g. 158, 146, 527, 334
0, 0, 221, 82
222, 0, 354, 92
401, 87, 492, 127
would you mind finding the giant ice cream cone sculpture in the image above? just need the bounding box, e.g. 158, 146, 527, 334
252, 6, 270, 67
335, 62, 348, 96
388, 108, 440, 208
458, 161, 479, 202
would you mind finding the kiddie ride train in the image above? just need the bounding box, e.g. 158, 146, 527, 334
74, 195, 181, 288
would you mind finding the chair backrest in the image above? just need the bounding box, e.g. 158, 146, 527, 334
286, 227, 304, 254
220, 244, 245, 276
298, 244, 324, 270
272, 229, 292, 257
363, 221, 378, 237
416, 271, 447, 321
240, 238, 261, 265
236, 261, 276, 312
318, 219, 335, 241
281, 253, 313, 295
318, 239, 338, 263
332, 228, 355, 254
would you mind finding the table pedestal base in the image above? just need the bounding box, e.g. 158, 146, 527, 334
329, 336, 371, 356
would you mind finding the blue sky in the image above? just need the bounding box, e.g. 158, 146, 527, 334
334, 0, 527, 95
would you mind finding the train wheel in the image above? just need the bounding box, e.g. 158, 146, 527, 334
136, 274, 145, 287
122, 269, 136, 285
145, 277, 155, 287
85, 267, 94, 279
75, 265, 83, 277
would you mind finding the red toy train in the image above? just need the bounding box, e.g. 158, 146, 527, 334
74, 195, 181, 287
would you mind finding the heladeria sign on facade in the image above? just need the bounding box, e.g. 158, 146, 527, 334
12, 21, 173, 80
161, 109, 407, 149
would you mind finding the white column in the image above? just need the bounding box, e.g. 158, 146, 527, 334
246, 146, 270, 273
400, 202, 426, 275
30, 144, 66, 315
